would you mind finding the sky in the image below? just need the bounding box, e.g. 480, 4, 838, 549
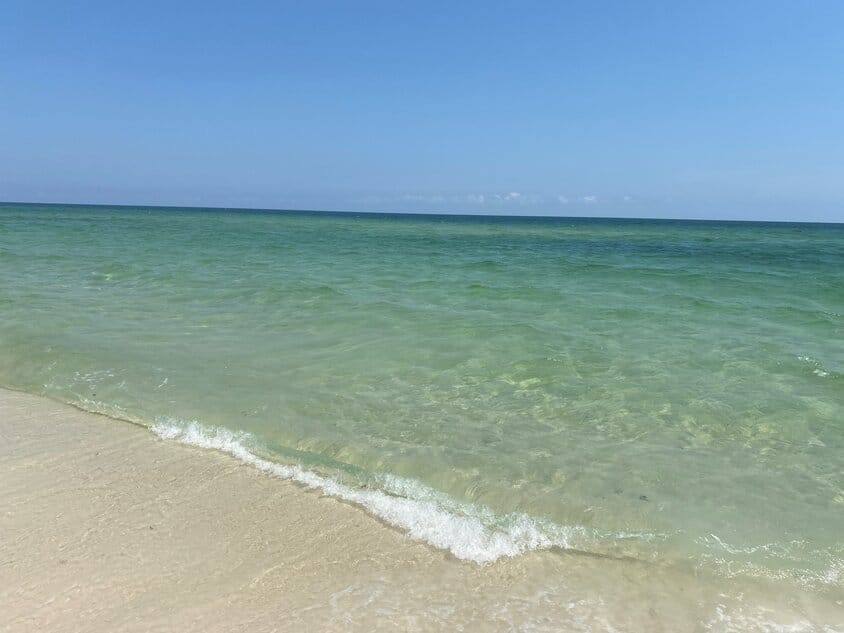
1, 1, 843, 222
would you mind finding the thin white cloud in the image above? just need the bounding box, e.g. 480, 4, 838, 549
400, 191, 548, 208
401, 193, 444, 203
581, 195, 598, 204
493, 191, 523, 202
498, 191, 544, 204
557, 195, 569, 204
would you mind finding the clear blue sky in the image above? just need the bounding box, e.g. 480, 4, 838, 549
2, 1, 843, 221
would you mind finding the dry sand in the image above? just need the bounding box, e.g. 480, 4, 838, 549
1, 388, 841, 632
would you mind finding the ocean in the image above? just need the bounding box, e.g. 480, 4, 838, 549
1, 203, 842, 613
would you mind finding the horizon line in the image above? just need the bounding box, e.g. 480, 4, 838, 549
1, 199, 842, 226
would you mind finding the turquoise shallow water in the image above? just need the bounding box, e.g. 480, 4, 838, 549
1, 204, 842, 591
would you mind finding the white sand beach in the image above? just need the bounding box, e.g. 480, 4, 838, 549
1, 388, 840, 632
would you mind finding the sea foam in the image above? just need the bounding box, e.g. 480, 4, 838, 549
150, 417, 632, 564
151, 414, 844, 587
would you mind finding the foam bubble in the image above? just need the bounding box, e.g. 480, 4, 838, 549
150, 417, 645, 564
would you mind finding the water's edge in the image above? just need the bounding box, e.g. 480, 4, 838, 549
4, 383, 661, 565
6, 382, 842, 600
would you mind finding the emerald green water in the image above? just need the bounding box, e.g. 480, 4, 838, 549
1, 204, 842, 592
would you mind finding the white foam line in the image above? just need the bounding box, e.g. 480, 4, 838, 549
151, 418, 579, 563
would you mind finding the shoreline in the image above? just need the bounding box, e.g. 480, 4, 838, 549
1, 387, 841, 631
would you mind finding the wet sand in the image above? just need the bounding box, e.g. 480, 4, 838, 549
1, 388, 841, 632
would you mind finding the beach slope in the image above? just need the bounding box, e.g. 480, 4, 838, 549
1, 388, 839, 632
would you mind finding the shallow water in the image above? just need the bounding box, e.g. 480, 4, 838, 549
0, 204, 842, 597
5, 387, 840, 633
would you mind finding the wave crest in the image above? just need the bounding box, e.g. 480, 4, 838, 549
150, 417, 649, 564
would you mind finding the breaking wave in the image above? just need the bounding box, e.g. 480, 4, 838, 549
151, 417, 660, 564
